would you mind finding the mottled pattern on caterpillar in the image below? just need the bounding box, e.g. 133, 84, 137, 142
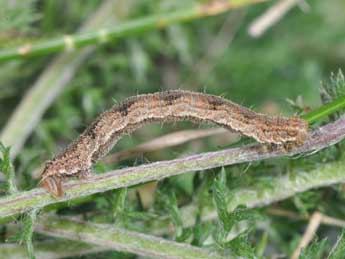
40, 90, 308, 197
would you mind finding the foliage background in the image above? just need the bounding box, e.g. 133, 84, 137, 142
0, 0, 345, 258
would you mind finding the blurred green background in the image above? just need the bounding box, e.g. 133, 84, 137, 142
1, 0, 344, 150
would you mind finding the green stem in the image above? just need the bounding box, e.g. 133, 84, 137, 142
302, 96, 345, 124
166, 158, 345, 231
0, 240, 106, 259
0, 116, 344, 223
35, 216, 227, 259
0, 0, 129, 158
22, 209, 38, 259
0, 0, 266, 62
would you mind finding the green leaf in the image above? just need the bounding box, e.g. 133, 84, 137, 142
304, 69, 345, 124
156, 187, 184, 239
213, 168, 262, 245
293, 191, 321, 217
112, 188, 128, 221
255, 232, 268, 257
212, 168, 232, 238
0, 0, 39, 35
224, 229, 256, 259
321, 69, 345, 104
230, 205, 262, 224
299, 238, 328, 259
192, 213, 212, 246
126, 211, 158, 221
301, 70, 345, 124
170, 173, 195, 196
176, 228, 193, 242
0, 142, 18, 194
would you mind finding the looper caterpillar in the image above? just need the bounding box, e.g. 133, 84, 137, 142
40, 90, 308, 197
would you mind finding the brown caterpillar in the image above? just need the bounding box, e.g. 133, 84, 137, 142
40, 90, 308, 197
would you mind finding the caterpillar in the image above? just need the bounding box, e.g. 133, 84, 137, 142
40, 90, 308, 197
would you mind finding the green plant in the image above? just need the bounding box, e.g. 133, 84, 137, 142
1, 0, 345, 258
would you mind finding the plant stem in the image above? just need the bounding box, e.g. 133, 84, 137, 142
0, 0, 267, 62
0, 116, 344, 222
0, 240, 106, 259
302, 96, 345, 124
0, 0, 129, 158
35, 216, 227, 259
22, 209, 38, 259
180, 158, 345, 226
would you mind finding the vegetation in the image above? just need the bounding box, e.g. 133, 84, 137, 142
1, 0, 345, 258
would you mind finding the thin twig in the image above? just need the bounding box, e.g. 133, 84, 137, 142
35, 215, 227, 259
102, 128, 234, 164
267, 208, 304, 220
291, 211, 323, 259
268, 208, 345, 228
0, 116, 345, 221
248, 0, 305, 38
321, 214, 345, 228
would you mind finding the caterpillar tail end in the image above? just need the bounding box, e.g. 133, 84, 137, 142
40, 176, 64, 198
